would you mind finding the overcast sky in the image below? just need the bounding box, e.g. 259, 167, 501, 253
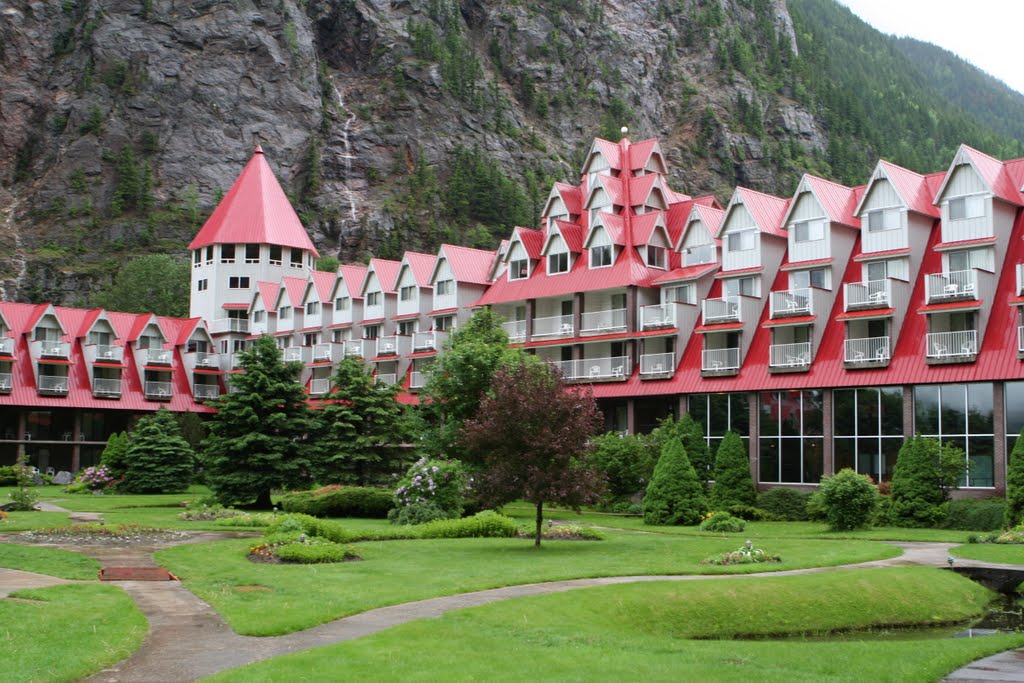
837, 0, 1024, 95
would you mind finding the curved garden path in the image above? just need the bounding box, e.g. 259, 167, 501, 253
1, 510, 1021, 682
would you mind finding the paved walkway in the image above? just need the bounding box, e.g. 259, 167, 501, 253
2, 525, 1023, 682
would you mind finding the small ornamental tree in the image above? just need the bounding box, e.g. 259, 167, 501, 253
390, 457, 468, 525
201, 336, 319, 508
648, 415, 713, 485
710, 431, 757, 508
643, 437, 708, 526
460, 362, 605, 547
1006, 428, 1024, 526
99, 431, 131, 480
7, 452, 38, 511
889, 435, 965, 527
817, 468, 880, 531
316, 357, 413, 485
122, 408, 194, 494
589, 433, 654, 501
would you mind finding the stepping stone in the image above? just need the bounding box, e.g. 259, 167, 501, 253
99, 567, 177, 582
69, 512, 104, 524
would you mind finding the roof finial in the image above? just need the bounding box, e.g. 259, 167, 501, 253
620, 126, 629, 135
253, 144, 264, 154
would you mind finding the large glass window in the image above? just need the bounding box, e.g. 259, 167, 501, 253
833, 387, 904, 482
1006, 381, 1024, 461
759, 390, 824, 483
914, 383, 994, 488
687, 393, 750, 459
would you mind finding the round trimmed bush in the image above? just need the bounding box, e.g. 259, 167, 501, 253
818, 468, 880, 531
758, 487, 813, 521
699, 511, 746, 533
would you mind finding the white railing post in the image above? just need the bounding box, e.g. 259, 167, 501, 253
844, 336, 891, 363
926, 330, 977, 358
769, 342, 812, 368
701, 347, 740, 371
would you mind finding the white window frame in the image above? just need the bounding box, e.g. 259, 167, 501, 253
548, 251, 570, 274
436, 279, 454, 296
793, 219, 825, 243
726, 230, 755, 252
509, 259, 530, 280
228, 276, 250, 289
948, 195, 985, 221
306, 301, 320, 315
400, 285, 416, 301
590, 244, 613, 268
646, 245, 667, 269
866, 208, 900, 233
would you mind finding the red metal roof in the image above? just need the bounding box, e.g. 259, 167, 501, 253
935, 236, 998, 251
790, 175, 862, 228
854, 248, 911, 262
866, 160, 941, 217
942, 145, 1022, 206
834, 308, 895, 321
188, 147, 319, 256
715, 266, 763, 278
308, 270, 335, 302
333, 264, 368, 300
651, 264, 718, 285
364, 259, 402, 295
255, 281, 280, 312
276, 276, 308, 308
222, 303, 249, 310
733, 187, 790, 238
763, 315, 816, 328
548, 221, 584, 254
435, 245, 495, 285
402, 252, 437, 288
916, 300, 983, 314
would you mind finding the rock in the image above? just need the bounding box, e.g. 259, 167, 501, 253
31, 474, 45, 486
52, 471, 73, 485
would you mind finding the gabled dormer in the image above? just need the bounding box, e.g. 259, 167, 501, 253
302, 271, 336, 331
430, 245, 493, 325
394, 251, 437, 321
80, 310, 123, 364
360, 258, 401, 326
677, 204, 722, 268
584, 174, 624, 227
541, 182, 582, 231
28, 305, 69, 360
632, 212, 670, 270
503, 228, 543, 281
781, 175, 860, 268
932, 145, 1021, 246
329, 264, 367, 332
273, 276, 308, 336
583, 213, 625, 270
133, 317, 169, 364
627, 138, 668, 177
716, 187, 789, 275
249, 282, 280, 337
540, 222, 583, 275
581, 138, 622, 192
0, 308, 12, 358
629, 174, 669, 215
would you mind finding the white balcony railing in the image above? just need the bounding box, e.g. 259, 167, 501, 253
533, 314, 574, 338
639, 353, 675, 376
93, 344, 123, 362
410, 371, 427, 389
192, 351, 219, 368
701, 348, 740, 371
0, 337, 12, 355
844, 336, 890, 363
550, 356, 630, 381
580, 308, 627, 334
38, 375, 69, 394
344, 339, 368, 359
375, 373, 397, 385
770, 288, 812, 317
926, 330, 977, 358
310, 378, 332, 396
92, 377, 122, 396
194, 384, 219, 400
769, 342, 812, 368
37, 341, 71, 359
145, 348, 173, 365
703, 297, 740, 324
501, 320, 527, 341
546, 359, 575, 379
283, 346, 305, 363
210, 318, 249, 334
311, 344, 334, 363
145, 381, 173, 399
376, 336, 399, 356
0, 372, 11, 391
640, 303, 678, 330
925, 270, 978, 303
413, 331, 446, 352
844, 280, 891, 309
1019, 326, 1024, 353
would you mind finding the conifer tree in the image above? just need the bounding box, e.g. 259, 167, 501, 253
642, 437, 707, 526
710, 431, 757, 508
201, 336, 318, 507
649, 415, 712, 485
889, 435, 964, 527
1006, 428, 1024, 526
99, 431, 131, 480
122, 409, 194, 494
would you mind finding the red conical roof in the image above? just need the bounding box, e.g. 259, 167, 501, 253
188, 147, 319, 256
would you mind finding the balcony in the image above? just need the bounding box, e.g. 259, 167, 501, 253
311, 343, 337, 363
413, 331, 447, 352
376, 336, 400, 357
343, 339, 369, 359
844, 336, 890, 365
770, 288, 812, 318
209, 318, 250, 334
145, 348, 173, 365
0, 337, 14, 356
191, 351, 220, 369
92, 377, 122, 397
639, 352, 675, 377
283, 346, 306, 363
769, 342, 812, 369
548, 356, 630, 382
38, 375, 70, 395
228, 354, 244, 370
926, 330, 977, 360
845, 280, 891, 310
501, 320, 527, 342
702, 348, 740, 373
533, 314, 574, 338
194, 384, 219, 401
925, 270, 978, 304
640, 303, 678, 330
702, 297, 740, 324
145, 381, 173, 400
374, 373, 397, 385
580, 308, 627, 335
0, 372, 10, 393
34, 340, 71, 360
310, 378, 332, 396
410, 371, 427, 389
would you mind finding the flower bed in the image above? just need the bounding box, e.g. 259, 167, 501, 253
701, 540, 781, 566
523, 522, 605, 541
19, 524, 188, 545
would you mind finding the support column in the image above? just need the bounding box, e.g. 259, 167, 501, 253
822, 389, 834, 478
626, 399, 636, 436
71, 411, 82, 472
994, 381, 1007, 495
748, 391, 760, 488
626, 286, 638, 333
16, 410, 26, 459
525, 299, 535, 343
902, 385, 914, 440
678, 394, 688, 418
573, 292, 583, 337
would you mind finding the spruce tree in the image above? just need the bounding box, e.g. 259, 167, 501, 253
710, 431, 757, 508
201, 336, 319, 507
889, 435, 964, 527
642, 437, 707, 526
122, 409, 194, 494
1006, 428, 1024, 526
648, 415, 712, 485
99, 431, 131, 480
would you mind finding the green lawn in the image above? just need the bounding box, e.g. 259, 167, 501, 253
1, 584, 146, 683
206, 567, 1024, 683
159, 531, 899, 636
0, 543, 100, 579
0, 510, 72, 532
951, 544, 1024, 564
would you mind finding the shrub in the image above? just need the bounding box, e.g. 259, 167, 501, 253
710, 431, 756, 508
648, 415, 711, 484
890, 436, 964, 528
77, 465, 115, 491
642, 437, 707, 526
757, 488, 812, 521
699, 511, 746, 533
943, 498, 1006, 531
388, 500, 450, 526
818, 469, 880, 531
279, 486, 393, 518
7, 453, 38, 511
0, 466, 17, 486
274, 540, 359, 564
534, 523, 605, 541
1007, 428, 1024, 526
177, 504, 242, 521
390, 457, 467, 523
589, 432, 653, 499
417, 510, 519, 539
99, 432, 131, 479
122, 409, 194, 494
726, 504, 773, 521
212, 513, 275, 527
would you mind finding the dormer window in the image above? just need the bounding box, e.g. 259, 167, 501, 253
279, 306, 292, 320
221, 245, 236, 263
366, 292, 381, 307
646, 246, 666, 269
269, 246, 282, 265
306, 302, 320, 315
245, 244, 260, 263
590, 245, 613, 268
436, 280, 454, 296
253, 311, 265, 323
336, 296, 350, 310
793, 219, 825, 243
949, 196, 985, 221
727, 230, 755, 252
866, 209, 899, 233
790, 268, 827, 290
290, 249, 304, 269
549, 251, 569, 274
724, 276, 758, 298
510, 259, 529, 280
684, 244, 715, 266
193, 251, 201, 268
400, 285, 416, 301
205, 246, 214, 264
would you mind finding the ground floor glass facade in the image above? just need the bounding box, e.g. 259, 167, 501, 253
913, 383, 994, 488
833, 387, 904, 482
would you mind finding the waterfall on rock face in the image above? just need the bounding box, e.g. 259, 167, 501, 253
331, 79, 359, 223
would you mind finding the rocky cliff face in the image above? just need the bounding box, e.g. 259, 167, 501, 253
0, 0, 827, 305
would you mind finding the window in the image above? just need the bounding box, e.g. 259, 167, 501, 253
688, 393, 750, 460
279, 306, 292, 320
790, 268, 827, 290
509, 259, 529, 280
221, 244, 236, 263
914, 383, 994, 487
590, 244, 613, 268
245, 244, 260, 263
332, 329, 348, 343
436, 279, 454, 296
228, 276, 250, 289
549, 251, 569, 274
398, 320, 416, 336
759, 390, 824, 483
793, 220, 825, 242
269, 246, 282, 265
290, 249, 304, 268
726, 230, 755, 252
866, 209, 899, 232
303, 333, 318, 347
197, 279, 208, 292
833, 388, 904, 482
336, 297, 350, 311
949, 196, 985, 221
666, 284, 694, 304
363, 325, 380, 340
646, 245, 666, 269
723, 276, 757, 298
1005, 382, 1024, 464
306, 301, 320, 315
684, 244, 715, 265
866, 260, 889, 282
253, 311, 264, 323
186, 339, 208, 354
366, 291, 381, 307
233, 339, 246, 353
435, 315, 454, 332
205, 246, 214, 264
947, 249, 990, 273
193, 251, 201, 268
400, 285, 416, 301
